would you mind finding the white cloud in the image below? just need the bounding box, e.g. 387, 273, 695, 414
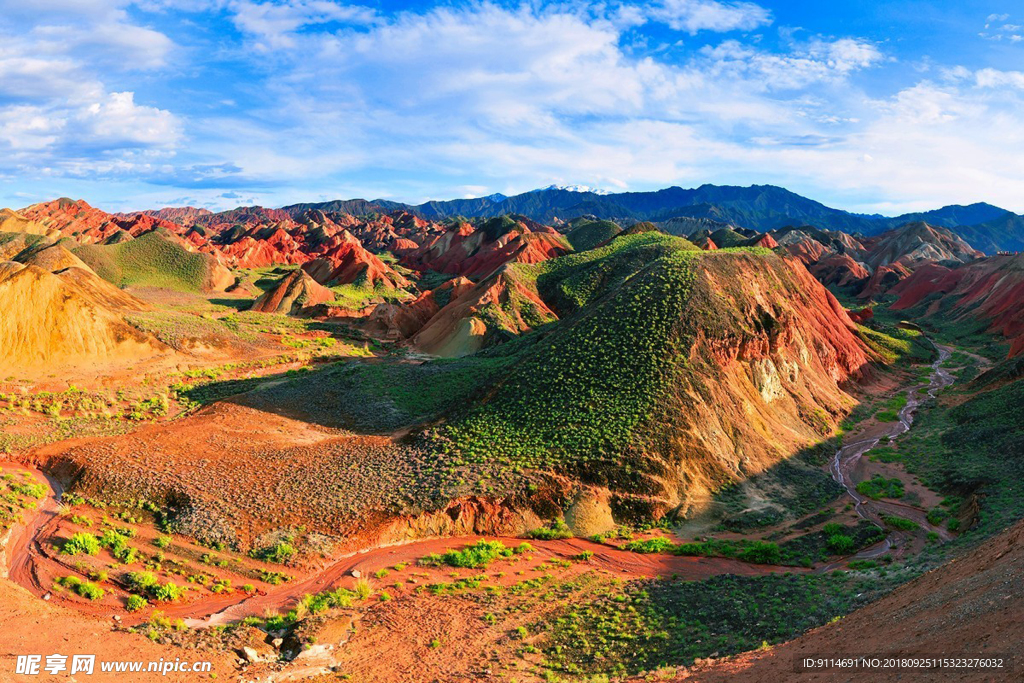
697, 37, 882, 90
77, 92, 181, 147
230, 0, 377, 49
975, 67, 1024, 89
648, 0, 771, 34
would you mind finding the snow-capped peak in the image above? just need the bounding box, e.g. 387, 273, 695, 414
534, 184, 611, 195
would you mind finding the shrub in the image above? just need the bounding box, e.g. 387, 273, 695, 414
624, 537, 677, 554
528, 520, 573, 541
354, 578, 373, 600
153, 536, 171, 549
99, 529, 138, 563
259, 570, 289, 586
126, 571, 159, 592
855, 475, 904, 500
251, 540, 297, 564
61, 532, 100, 556
826, 534, 856, 555
846, 559, 878, 571
420, 540, 518, 569
126, 595, 148, 612
151, 582, 185, 602
881, 514, 919, 531
56, 576, 105, 600
300, 587, 355, 614
737, 541, 781, 565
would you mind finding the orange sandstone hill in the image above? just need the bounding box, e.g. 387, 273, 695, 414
251, 268, 336, 315
0, 260, 165, 370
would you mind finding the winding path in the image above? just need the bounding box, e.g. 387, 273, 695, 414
3, 344, 960, 627
825, 344, 956, 566
4, 470, 795, 629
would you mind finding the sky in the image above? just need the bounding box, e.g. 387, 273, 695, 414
1, 0, 1023, 214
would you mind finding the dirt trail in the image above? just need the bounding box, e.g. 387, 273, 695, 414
824, 344, 956, 567
4, 464, 797, 629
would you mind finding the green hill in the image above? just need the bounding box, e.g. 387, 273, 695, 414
565, 218, 622, 251
73, 229, 227, 292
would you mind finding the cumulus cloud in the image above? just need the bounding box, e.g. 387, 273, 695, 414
0, 0, 181, 174
1, 0, 1023, 214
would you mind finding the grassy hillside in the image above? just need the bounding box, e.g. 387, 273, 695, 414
429, 232, 703, 471
73, 229, 215, 292
890, 372, 1024, 540
565, 218, 622, 251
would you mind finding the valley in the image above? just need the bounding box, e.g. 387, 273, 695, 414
0, 192, 1021, 681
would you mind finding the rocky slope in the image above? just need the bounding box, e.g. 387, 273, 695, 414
890, 253, 1024, 357
0, 261, 164, 370
775, 221, 981, 299
251, 268, 336, 315
691, 519, 1024, 682
30, 234, 875, 545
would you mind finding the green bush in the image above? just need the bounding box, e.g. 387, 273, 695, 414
624, 537, 677, 554
527, 520, 572, 541
251, 540, 297, 564
151, 582, 185, 602
737, 541, 781, 565
420, 540, 519, 569
126, 595, 148, 612
126, 571, 159, 592
826, 534, 856, 554
61, 532, 100, 556
56, 576, 105, 600
881, 514, 919, 531
855, 475, 904, 500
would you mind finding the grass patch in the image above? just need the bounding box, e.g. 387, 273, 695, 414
539, 573, 877, 676
855, 475, 905, 500
419, 540, 531, 569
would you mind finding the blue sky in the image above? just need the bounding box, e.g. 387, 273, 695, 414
1, 0, 1023, 214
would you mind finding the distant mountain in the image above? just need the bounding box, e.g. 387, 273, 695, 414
951, 212, 1024, 254
532, 184, 611, 195
223, 185, 1023, 254
877, 203, 1008, 230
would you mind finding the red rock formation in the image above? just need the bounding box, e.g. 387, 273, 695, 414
410, 266, 557, 357
251, 269, 335, 315
809, 253, 871, 289
403, 218, 569, 278
301, 230, 409, 288
753, 233, 778, 249
367, 277, 475, 339
892, 254, 1024, 357
120, 206, 213, 227
862, 221, 981, 270
847, 307, 874, 324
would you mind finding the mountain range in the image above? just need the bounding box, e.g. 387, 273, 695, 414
277, 184, 1020, 253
